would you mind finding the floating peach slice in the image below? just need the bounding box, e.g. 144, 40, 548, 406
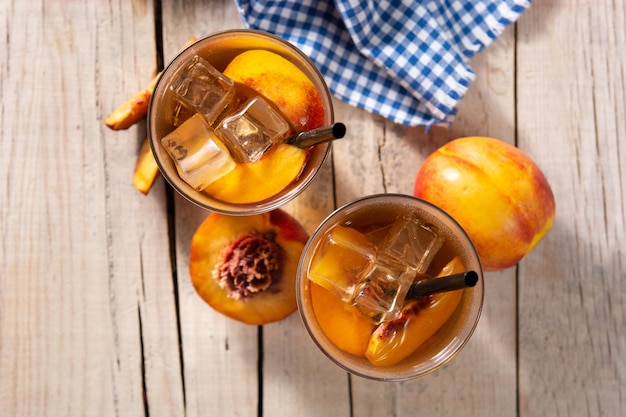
310, 282, 375, 357
307, 225, 378, 357
201, 143, 306, 204
223, 49, 325, 131
308, 225, 376, 300
365, 256, 465, 367
200, 49, 327, 204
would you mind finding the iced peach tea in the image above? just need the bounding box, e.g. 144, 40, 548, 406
148, 30, 334, 214
297, 194, 484, 381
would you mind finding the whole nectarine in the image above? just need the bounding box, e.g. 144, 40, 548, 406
413, 137, 555, 271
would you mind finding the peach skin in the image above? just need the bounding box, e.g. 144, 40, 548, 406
223, 49, 325, 131
413, 137, 555, 271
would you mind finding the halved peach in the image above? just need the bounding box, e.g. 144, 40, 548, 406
189, 209, 309, 325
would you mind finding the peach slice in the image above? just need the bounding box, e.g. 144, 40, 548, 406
308, 225, 376, 300
310, 282, 375, 357
201, 143, 306, 204
223, 49, 325, 131
133, 137, 160, 194
189, 209, 309, 325
365, 256, 465, 367
199, 49, 326, 204
307, 225, 378, 356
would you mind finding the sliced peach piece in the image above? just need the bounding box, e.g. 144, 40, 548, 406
365, 256, 465, 367
308, 225, 376, 300
307, 225, 377, 356
201, 143, 306, 204
189, 209, 309, 325
223, 50, 325, 131
310, 282, 375, 357
133, 137, 160, 194
105, 74, 159, 130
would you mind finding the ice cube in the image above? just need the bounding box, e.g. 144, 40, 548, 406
350, 216, 444, 323
308, 225, 376, 302
351, 254, 415, 323
379, 215, 444, 274
216, 96, 290, 164
166, 100, 195, 127
161, 113, 235, 190
169, 55, 236, 126
364, 224, 393, 246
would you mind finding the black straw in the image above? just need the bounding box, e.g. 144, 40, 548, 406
285, 122, 346, 148
405, 270, 478, 300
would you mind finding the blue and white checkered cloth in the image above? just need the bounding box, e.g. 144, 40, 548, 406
234, 0, 530, 127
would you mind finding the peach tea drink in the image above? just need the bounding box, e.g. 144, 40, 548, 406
148, 30, 334, 214
297, 194, 484, 381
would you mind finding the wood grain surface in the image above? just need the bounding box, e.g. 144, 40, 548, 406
0, 0, 623, 416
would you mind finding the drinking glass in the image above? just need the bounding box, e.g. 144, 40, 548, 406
297, 194, 484, 381
148, 30, 334, 214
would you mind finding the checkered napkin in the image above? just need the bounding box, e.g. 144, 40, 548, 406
234, 0, 530, 127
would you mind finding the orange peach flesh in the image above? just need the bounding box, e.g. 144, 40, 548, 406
223, 50, 325, 131
310, 283, 375, 357
364, 256, 465, 367
189, 209, 308, 325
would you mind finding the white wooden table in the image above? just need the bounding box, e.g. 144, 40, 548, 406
1, 0, 624, 415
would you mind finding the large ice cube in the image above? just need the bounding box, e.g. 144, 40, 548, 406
216, 96, 291, 164
309, 218, 444, 323
308, 225, 376, 302
379, 214, 444, 274
353, 216, 444, 323
161, 113, 235, 190
350, 253, 415, 323
169, 55, 236, 127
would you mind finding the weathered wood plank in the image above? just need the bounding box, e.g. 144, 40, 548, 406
346, 27, 518, 417
159, 1, 260, 416
263, 131, 353, 416
160, 1, 354, 415
0, 0, 184, 416
516, 2, 626, 416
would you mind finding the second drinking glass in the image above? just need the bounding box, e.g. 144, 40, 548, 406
297, 194, 484, 381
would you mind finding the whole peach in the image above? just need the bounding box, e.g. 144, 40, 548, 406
413, 137, 555, 271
